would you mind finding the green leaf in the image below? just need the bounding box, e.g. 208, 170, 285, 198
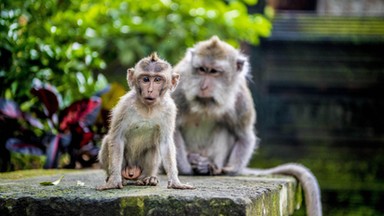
39, 175, 64, 186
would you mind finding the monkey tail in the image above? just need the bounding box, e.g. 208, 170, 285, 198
241, 163, 322, 216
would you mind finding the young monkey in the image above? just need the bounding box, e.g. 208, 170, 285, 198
97, 53, 194, 190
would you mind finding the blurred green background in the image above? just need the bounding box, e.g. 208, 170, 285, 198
0, 0, 270, 106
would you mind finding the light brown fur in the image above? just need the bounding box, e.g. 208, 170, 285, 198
97, 53, 194, 190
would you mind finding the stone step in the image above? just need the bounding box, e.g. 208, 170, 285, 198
0, 169, 301, 216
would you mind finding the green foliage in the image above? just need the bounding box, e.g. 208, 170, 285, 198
0, 0, 271, 107
70, 0, 271, 66
0, 0, 108, 107
10, 152, 46, 170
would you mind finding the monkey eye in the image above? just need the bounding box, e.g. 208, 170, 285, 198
142, 76, 150, 83
198, 67, 206, 73
210, 69, 218, 74
154, 76, 162, 83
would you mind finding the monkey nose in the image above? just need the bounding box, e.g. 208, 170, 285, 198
200, 83, 208, 90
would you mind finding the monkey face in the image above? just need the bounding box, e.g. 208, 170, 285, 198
194, 66, 223, 101
183, 58, 238, 116
137, 75, 166, 106
176, 36, 249, 116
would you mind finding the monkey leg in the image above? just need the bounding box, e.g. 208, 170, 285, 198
98, 135, 110, 174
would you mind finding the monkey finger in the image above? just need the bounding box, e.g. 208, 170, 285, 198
187, 153, 201, 164
142, 176, 159, 186
149, 177, 159, 186
192, 156, 212, 174
188, 153, 209, 164
188, 153, 211, 174
196, 162, 210, 174
209, 163, 222, 175
135, 180, 145, 186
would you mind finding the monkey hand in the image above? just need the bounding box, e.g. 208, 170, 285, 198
188, 153, 211, 175
167, 180, 195, 190
96, 176, 123, 190
188, 153, 222, 175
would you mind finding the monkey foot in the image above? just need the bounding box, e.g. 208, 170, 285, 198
137, 176, 158, 186
222, 165, 237, 176
96, 181, 123, 190
167, 180, 195, 190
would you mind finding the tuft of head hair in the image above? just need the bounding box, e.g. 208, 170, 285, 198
195, 35, 233, 59
207, 35, 220, 49
190, 36, 249, 76
149, 52, 159, 62
136, 52, 171, 74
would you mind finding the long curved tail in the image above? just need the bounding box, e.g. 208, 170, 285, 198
241, 163, 322, 216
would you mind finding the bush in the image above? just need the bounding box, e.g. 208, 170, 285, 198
1, 0, 270, 108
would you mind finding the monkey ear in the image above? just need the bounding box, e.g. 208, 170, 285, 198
127, 68, 135, 88
236, 54, 248, 73
236, 59, 244, 72
208, 35, 220, 48
186, 48, 195, 59
170, 73, 180, 92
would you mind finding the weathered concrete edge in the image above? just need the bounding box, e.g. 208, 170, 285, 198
244, 175, 301, 216
0, 170, 302, 216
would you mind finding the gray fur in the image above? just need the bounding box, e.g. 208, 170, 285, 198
172, 36, 322, 215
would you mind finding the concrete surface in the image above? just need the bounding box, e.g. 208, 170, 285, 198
0, 169, 302, 216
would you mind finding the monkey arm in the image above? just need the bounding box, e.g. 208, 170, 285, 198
222, 87, 258, 175
161, 131, 195, 190
223, 130, 257, 175
107, 101, 128, 180
108, 135, 125, 177
160, 131, 180, 183
97, 97, 130, 190
96, 134, 125, 190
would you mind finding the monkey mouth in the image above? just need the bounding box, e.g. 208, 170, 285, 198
144, 97, 156, 103
195, 97, 216, 106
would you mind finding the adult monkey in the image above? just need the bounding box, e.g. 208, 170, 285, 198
172, 36, 322, 216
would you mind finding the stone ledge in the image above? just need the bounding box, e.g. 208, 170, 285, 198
0, 170, 301, 216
